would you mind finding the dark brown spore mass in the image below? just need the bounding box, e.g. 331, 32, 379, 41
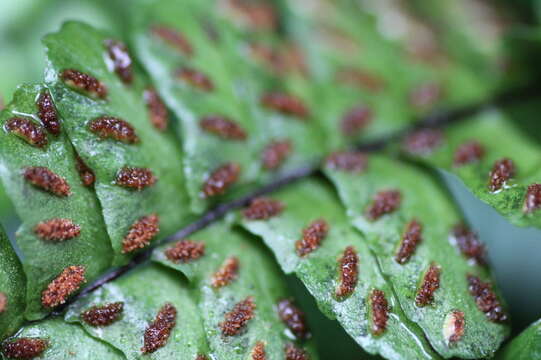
151, 25, 193, 56
467, 275, 507, 323
165, 240, 205, 263
453, 141, 485, 166
488, 158, 515, 192
415, 263, 441, 306
115, 167, 157, 191
403, 128, 443, 155
200, 115, 247, 140
395, 219, 422, 264
447, 310, 465, 344
341, 106, 372, 135
177, 68, 214, 91
24, 166, 70, 197
261, 92, 309, 118
243, 197, 284, 220
122, 214, 160, 253
220, 297, 256, 336
365, 190, 401, 221
370, 289, 389, 336
325, 151, 367, 173
41, 265, 86, 308
104, 39, 133, 84
144, 87, 168, 131
296, 219, 329, 257
81, 302, 124, 326
251, 341, 266, 360
75, 154, 95, 187
278, 299, 310, 340
142, 303, 177, 354
60, 69, 107, 99
285, 344, 309, 360
34, 218, 81, 242
336, 246, 359, 298
523, 183, 541, 214
89, 116, 139, 144
202, 162, 240, 197
262, 140, 292, 170
5, 117, 48, 148
452, 224, 487, 265
36, 91, 60, 135
2, 338, 48, 359
212, 257, 239, 288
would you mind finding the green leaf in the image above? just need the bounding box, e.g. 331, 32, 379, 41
498, 319, 541, 359
65, 264, 208, 360
0, 84, 112, 320
131, 0, 325, 213
153, 220, 319, 359
42, 21, 191, 264
2, 317, 124, 359
0, 224, 25, 339
401, 107, 541, 229
323, 154, 510, 358
238, 178, 439, 360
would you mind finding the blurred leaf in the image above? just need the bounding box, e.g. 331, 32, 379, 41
498, 319, 541, 359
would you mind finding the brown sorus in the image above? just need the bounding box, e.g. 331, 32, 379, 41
243, 197, 284, 220
196, 355, 209, 360
142, 303, 177, 354
261, 92, 309, 118
415, 263, 441, 307
36, 91, 60, 135
285, 344, 309, 360
488, 158, 515, 192
81, 302, 124, 326
176, 68, 213, 91
443, 310, 465, 345
335, 67, 385, 93
523, 183, 541, 214
262, 140, 292, 170
122, 214, 160, 253
451, 224, 487, 265
227, 1, 277, 30
212, 257, 239, 288
395, 219, 423, 264
219, 296, 256, 336
365, 190, 401, 221
467, 275, 507, 323
24, 166, 71, 197
75, 154, 95, 187
144, 87, 168, 131
453, 141, 485, 166
60, 69, 107, 99
403, 128, 443, 155
151, 25, 193, 56
202, 162, 240, 197
200, 115, 247, 140
336, 246, 358, 298
0, 292, 6, 313
325, 151, 367, 173
278, 299, 309, 340
34, 218, 81, 242
104, 39, 133, 84
41, 265, 86, 308
251, 341, 266, 360
115, 167, 157, 191
296, 219, 329, 257
165, 240, 205, 263
2, 338, 49, 359
409, 82, 443, 109
89, 116, 139, 144
341, 106, 372, 135
5, 117, 48, 148
370, 289, 389, 336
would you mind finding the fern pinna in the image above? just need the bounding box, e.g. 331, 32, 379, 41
0, 0, 540, 359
